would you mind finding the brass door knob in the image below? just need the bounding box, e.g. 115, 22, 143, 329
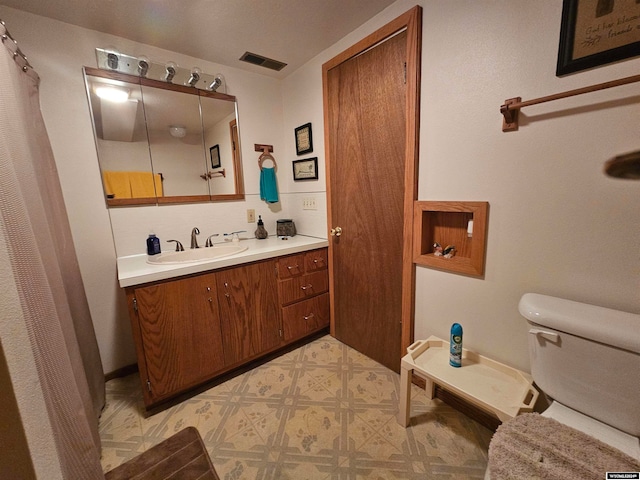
330, 226, 342, 237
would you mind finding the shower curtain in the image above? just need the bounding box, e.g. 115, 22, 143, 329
0, 21, 105, 478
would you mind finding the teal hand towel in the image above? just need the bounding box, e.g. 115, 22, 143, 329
260, 167, 279, 203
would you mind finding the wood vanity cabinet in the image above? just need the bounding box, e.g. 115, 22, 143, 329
125, 248, 329, 408
126, 272, 226, 406
277, 248, 330, 342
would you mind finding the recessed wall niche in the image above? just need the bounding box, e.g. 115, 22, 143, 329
413, 201, 489, 277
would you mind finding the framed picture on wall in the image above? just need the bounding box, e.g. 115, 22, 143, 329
294, 123, 313, 155
292, 157, 318, 181
210, 144, 221, 169
557, 0, 640, 75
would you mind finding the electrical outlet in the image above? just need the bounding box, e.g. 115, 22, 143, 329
303, 197, 317, 210
247, 209, 255, 223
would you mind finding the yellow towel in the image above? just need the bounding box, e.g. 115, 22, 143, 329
129, 171, 159, 198
103, 171, 163, 199
103, 171, 132, 199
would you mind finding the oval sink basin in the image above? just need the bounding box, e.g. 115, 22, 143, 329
147, 244, 248, 265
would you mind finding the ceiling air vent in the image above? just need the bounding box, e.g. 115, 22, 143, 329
239, 51, 287, 71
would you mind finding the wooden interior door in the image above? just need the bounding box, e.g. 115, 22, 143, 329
323, 8, 421, 372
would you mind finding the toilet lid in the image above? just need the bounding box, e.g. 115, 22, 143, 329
543, 402, 640, 461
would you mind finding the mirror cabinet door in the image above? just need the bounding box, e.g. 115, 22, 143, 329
141, 85, 210, 202
85, 73, 157, 206
200, 94, 244, 199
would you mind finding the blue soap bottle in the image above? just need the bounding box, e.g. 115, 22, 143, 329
449, 323, 463, 367
146, 234, 161, 255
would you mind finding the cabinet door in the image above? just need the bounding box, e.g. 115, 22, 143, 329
133, 273, 225, 402
217, 259, 280, 365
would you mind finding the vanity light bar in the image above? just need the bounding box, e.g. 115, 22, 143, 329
94, 48, 226, 93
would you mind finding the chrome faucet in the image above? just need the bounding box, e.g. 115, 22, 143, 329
190, 227, 200, 249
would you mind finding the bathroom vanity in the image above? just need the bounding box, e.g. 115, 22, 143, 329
117, 236, 329, 408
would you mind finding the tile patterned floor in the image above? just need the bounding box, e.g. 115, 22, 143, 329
99, 335, 493, 479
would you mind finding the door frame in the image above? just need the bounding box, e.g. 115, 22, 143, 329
322, 6, 422, 358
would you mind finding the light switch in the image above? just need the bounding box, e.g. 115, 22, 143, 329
303, 197, 317, 210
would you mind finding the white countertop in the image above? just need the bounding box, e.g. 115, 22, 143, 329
117, 235, 329, 288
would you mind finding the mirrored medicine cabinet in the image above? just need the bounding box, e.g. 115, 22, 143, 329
83, 66, 245, 207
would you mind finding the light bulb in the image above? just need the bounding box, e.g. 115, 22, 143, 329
164, 61, 177, 83
137, 55, 149, 77
209, 76, 222, 92
187, 66, 201, 87
104, 46, 120, 70
210, 73, 226, 93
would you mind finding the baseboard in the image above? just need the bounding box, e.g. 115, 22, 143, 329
104, 363, 138, 382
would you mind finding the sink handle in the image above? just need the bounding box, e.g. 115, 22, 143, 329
166, 239, 184, 252
205, 234, 219, 247
224, 231, 246, 243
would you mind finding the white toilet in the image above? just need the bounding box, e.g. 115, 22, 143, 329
519, 293, 640, 459
486, 293, 639, 478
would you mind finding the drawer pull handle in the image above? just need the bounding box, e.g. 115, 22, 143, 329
300, 284, 313, 291
287, 264, 299, 271
208, 297, 213, 303
304, 313, 315, 321
225, 293, 230, 298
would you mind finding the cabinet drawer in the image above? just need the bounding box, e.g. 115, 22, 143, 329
304, 249, 328, 272
282, 293, 330, 341
277, 253, 305, 279
279, 270, 328, 306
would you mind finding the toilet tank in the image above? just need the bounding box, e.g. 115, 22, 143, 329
520, 293, 640, 437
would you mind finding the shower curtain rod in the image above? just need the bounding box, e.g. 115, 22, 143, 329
0, 19, 33, 71
500, 73, 640, 132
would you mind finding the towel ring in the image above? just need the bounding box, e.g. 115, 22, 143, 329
258, 151, 277, 170
255, 144, 277, 170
